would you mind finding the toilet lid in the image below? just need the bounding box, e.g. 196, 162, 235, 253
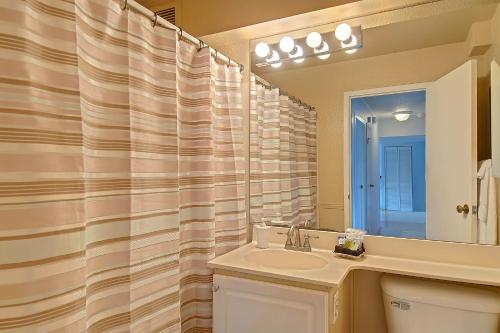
381, 274, 500, 313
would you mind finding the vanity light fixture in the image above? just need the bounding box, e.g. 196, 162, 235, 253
342, 35, 358, 54
255, 42, 270, 58
306, 31, 323, 49
254, 25, 363, 68
335, 23, 352, 42
393, 110, 412, 122
279, 36, 296, 53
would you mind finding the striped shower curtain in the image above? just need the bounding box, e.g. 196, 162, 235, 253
250, 74, 317, 226
0, 0, 245, 332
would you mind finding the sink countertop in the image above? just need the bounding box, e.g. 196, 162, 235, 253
208, 242, 500, 288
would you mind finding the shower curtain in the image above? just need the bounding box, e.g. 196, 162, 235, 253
0, 0, 245, 332
250, 74, 317, 226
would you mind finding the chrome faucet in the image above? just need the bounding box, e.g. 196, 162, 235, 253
278, 224, 319, 252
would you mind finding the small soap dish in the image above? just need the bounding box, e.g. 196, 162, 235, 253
333, 244, 365, 260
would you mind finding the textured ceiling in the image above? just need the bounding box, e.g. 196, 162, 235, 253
136, 0, 358, 36
353, 91, 426, 119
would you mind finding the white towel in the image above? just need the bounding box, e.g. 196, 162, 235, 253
477, 160, 497, 245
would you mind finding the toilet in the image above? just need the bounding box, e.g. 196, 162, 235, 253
381, 274, 500, 333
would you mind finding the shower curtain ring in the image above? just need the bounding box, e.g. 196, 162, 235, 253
227, 58, 231, 68
239, 64, 244, 73
215, 50, 218, 61
151, 13, 158, 27
122, 0, 128, 10
178, 28, 183, 41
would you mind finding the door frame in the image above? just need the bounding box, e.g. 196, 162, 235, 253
343, 83, 430, 230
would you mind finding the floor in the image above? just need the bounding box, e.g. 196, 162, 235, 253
377, 210, 426, 239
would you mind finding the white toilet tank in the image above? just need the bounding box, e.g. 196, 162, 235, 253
381, 274, 500, 333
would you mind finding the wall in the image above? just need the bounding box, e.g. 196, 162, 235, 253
261, 42, 470, 231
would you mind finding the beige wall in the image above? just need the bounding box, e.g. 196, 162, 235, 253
261, 42, 473, 231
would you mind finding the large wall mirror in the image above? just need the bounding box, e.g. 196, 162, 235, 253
249, 1, 500, 245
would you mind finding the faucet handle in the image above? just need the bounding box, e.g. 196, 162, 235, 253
302, 234, 319, 251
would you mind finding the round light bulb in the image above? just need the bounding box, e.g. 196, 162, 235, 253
341, 35, 358, 54
335, 23, 352, 42
393, 110, 412, 121
290, 45, 303, 58
279, 36, 295, 53
266, 50, 280, 63
255, 42, 270, 58
306, 32, 322, 49
290, 45, 304, 64
314, 42, 330, 60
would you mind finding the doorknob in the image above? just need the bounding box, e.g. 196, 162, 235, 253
456, 204, 470, 214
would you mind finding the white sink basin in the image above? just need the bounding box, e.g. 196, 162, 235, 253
244, 249, 328, 270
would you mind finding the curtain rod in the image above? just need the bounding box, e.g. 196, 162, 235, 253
254, 78, 315, 111
121, 0, 244, 73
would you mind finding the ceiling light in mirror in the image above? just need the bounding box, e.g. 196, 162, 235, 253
255, 42, 270, 58
306, 32, 322, 49
342, 35, 358, 54
266, 50, 282, 68
279, 36, 295, 53
335, 23, 352, 41
393, 110, 412, 121
290, 45, 305, 63
315, 42, 330, 60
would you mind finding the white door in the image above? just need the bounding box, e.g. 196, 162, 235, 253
426, 60, 477, 242
352, 117, 367, 230
213, 274, 328, 333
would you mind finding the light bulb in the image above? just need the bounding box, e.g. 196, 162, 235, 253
266, 50, 280, 63
255, 42, 270, 58
314, 42, 330, 60
393, 111, 412, 121
266, 50, 281, 68
342, 35, 358, 54
306, 32, 322, 49
279, 36, 295, 53
290, 45, 304, 64
290, 45, 303, 58
335, 23, 352, 41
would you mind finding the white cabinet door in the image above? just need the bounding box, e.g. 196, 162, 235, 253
213, 274, 329, 333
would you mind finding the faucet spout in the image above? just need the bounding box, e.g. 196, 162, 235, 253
286, 224, 301, 248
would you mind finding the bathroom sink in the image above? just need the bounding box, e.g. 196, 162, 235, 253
244, 249, 328, 270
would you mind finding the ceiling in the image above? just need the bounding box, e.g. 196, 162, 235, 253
352, 90, 426, 119
137, 0, 358, 36
252, 2, 498, 73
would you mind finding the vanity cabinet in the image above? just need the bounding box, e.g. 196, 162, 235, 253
213, 274, 329, 333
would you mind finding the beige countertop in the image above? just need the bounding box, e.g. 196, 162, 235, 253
208, 242, 500, 288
